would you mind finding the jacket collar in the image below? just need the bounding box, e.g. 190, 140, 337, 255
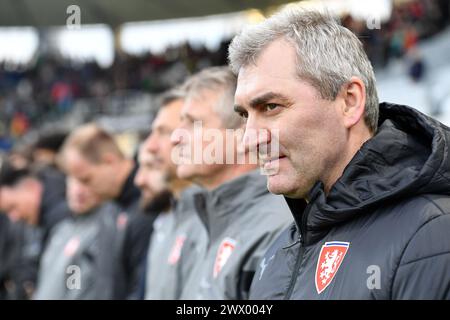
172, 186, 203, 225
194, 170, 268, 241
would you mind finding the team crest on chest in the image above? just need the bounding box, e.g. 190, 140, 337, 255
116, 212, 128, 230
315, 241, 350, 294
168, 235, 186, 265
63, 236, 80, 257
213, 238, 237, 278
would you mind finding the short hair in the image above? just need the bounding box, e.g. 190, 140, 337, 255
182, 66, 242, 129
0, 158, 34, 187
33, 131, 68, 153
228, 8, 379, 133
158, 86, 187, 109
60, 123, 124, 164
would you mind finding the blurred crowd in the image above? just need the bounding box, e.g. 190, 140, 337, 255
343, 0, 449, 68
1, 0, 449, 151
0, 40, 230, 148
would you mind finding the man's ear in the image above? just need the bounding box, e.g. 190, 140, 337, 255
340, 76, 366, 129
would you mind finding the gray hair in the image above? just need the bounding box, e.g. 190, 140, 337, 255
158, 85, 187, 109
228, 8, 379, 133
182, 66, 242, 129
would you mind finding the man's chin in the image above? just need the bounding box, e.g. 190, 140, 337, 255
176, 165, 195, 180
71, 206, 91, 215
144, 190, 172, 214
266, 176, 286, 195
139, 196, 153, 210
267, 175, 300, 197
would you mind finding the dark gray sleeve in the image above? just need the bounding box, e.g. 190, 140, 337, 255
238, 226, 289, 300
392, 214, 450, 299
0, 218, 41, 299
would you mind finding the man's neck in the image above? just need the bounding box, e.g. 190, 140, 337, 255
199, 164, 257, 191
170, 179, 192, 199
31, 181, 44, 226
323, 129, 373, 195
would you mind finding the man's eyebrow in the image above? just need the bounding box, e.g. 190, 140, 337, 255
152, 122, 170, 132
235, 92, 293, 112
234, 92, 293, 114
180, 109, 196, 122
234, 104, 246, 114
249, 92, 292, 109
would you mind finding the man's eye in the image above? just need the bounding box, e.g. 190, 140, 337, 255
160, 128, 172, 136
265, 103, 279, 112
238, 111, 248, 119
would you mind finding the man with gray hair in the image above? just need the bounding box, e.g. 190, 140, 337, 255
172, 66, 292, 300
229, 7, 450, 299
140, 87, 205, 300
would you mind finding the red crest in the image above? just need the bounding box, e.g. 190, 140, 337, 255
213, 238, 236, 278
167, 235, 186, 265
63, 236, 80, 257
116, 212, 128, 230
315, 241, 350, 294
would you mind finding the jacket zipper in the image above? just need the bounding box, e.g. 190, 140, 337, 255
284, 204, 310, 300
284, 237, 304, 299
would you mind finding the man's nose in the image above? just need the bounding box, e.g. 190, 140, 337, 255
170, 128, 185, 146
144, 133, 159, 153
242, 117, 270, 153
134, 169, 144, 188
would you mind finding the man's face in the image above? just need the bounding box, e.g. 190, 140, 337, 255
63, 149, 116, 200
134, 146, 167, 208
144, 100, 183, 182
234, 38, 346, 198
66, 176, 102, 214
172, 89, 230, 185
0, 180, 40, 224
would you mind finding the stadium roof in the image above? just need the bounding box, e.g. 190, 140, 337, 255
0, 0, 291, 27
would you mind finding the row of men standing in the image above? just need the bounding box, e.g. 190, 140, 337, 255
0, 123, 154, 299
0, 66, 293, 299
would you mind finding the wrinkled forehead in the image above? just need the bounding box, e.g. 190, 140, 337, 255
235, 69, 298, 111
235, 40, 299, 106
153, 99, 184, 129
182, 88, 222, 112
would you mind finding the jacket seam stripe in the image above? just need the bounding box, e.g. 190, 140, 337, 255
397, 251, 450, 267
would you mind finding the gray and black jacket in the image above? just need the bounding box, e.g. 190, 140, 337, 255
250, 103, 450, 300
33, 202, 123, 300
145, 187, 207, 300
181, 170, 293, 300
